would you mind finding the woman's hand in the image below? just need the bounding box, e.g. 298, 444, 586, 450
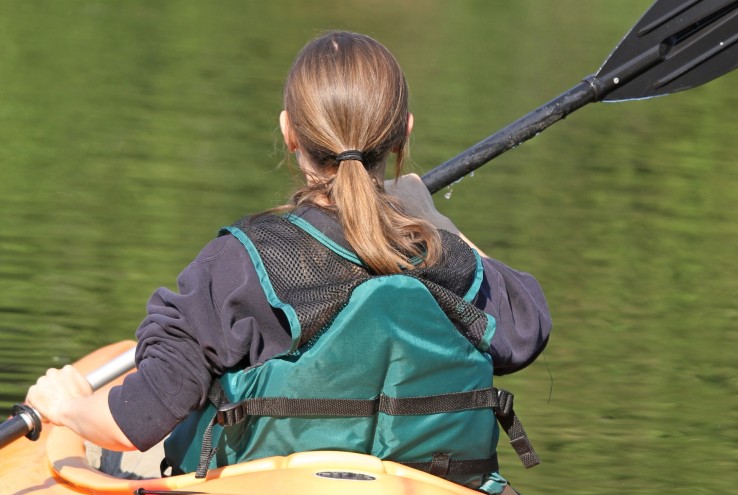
25, 365, 136, 450
26, 365, 92, 426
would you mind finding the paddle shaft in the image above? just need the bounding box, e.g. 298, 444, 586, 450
420, 57, 663, 195
421, 79, 597, 194
86, 347, 137, 390
0, 347, 136, 449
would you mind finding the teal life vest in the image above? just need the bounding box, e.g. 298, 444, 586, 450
163, 212, 538, 492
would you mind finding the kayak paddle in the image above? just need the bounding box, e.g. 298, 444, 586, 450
0, 346, 136, 449
422, 0, 738, 193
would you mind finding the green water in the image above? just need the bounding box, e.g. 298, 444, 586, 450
1, 1, 737, 493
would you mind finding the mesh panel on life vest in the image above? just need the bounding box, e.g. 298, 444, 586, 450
233, 214, 370, 347
233, 213, 489, 350
404, 266, 488, 349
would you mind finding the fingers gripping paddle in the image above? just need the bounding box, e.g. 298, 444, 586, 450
0, 346, 136, 449
422, 0, 738, 194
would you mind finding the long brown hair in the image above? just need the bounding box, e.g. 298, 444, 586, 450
282, 31, 441, 274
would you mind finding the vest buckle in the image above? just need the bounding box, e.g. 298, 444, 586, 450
216, 402, 245, 426
494, 389, 514, 417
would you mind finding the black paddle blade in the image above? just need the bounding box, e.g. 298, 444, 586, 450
597, 0, 738, 101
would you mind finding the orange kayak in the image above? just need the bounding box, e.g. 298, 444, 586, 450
0, 341, 486, 495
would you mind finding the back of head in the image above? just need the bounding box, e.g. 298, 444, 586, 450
284, 31, 408, 170
284, 31, 440, 274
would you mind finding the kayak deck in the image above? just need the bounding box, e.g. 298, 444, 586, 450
45, 426, 482, 494
0, 341, 482, 495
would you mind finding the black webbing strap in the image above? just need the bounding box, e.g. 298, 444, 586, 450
199, 385, 538, 478
195, 381, 232, 478
402, 453, 499, 477
215, 387, 504, 426
494, 390, 541, 469
399, 390, 539, 474
216, 397, 378, 423
379, 387, 502, 415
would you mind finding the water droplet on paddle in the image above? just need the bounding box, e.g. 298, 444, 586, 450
444, 190, 453, 200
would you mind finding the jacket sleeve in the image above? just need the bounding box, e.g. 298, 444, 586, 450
475, 256, 552, 375
107, 235, 291, 451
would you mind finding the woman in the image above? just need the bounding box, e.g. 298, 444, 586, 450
26, 31, 551, 494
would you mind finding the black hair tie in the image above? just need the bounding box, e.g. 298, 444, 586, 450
335, 150, 365, 165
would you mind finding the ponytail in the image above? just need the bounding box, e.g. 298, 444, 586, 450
282, 31, 442, 274
331, 160, 440, 274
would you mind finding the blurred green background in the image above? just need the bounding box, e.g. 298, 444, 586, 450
1, 1, 736, 493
